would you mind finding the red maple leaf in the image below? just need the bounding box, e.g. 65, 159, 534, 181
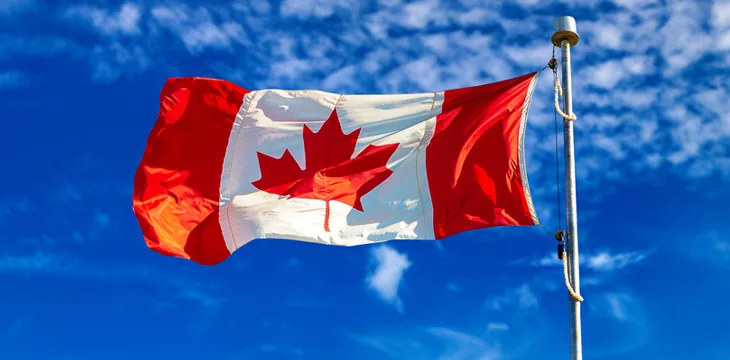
252, 108, 399, 232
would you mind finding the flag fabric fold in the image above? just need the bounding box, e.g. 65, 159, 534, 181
133, 72, 540, 265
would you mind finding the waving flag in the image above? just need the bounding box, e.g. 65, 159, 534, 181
133, 72, 540, 265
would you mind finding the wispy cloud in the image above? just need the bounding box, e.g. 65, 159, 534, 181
683, 230, 730, 269
590, 291, 645, 326
0, 252, 57, 272
279, 0, 357, 20
179, 288, 226, 311
487, 322, 509, 331
586, 249, 655, 271
486, 283, 538, 312
150, 4, 248, 54
514, 248, 654, 271
64, 3, 142, 36
0, 251, 223, 311
426, 327, 501, 360
605, 293, 629, 321
350, 326, 501, 360
434, 240, 445, 254
55, 4, 151, 83
587, 291, 650, 357
90, 42, 151, 82
366, 245, 412, 312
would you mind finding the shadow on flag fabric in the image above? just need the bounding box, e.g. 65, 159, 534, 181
132, 72, 541, 265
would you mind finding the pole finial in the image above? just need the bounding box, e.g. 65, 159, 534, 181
552, 16, 579, 47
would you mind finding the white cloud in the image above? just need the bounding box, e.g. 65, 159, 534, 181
586, 22, 623, 50
0, 252, 55, 272
582, 277, 603, 287
585, 60, 625, 89
231, 0, 271, 15
584, 56, 654, 90
454, 8, 495, 26
65, 3, 142, 35
322, 65, 357, 92
611, 0, 657, 8
401, 0, 440, 29
605, 293, 628, 320
366, 245, 412, 311
514, 0, 541, 5
503, 41, 553, 68
90, 42, 151, 82
279, 0, 358, 20
683, 231, 730, 269
659, 1, 713, 75
592, 292, 644, 323
516, 284, 538, 310
487, 283, 538, 312
713, 0, 730, 28
487, 322, 509, 331
351, 326, 501, 360
426, 327, 501, 360
585, 290, 650, 357
622, 55, 654, 75
180, 288, 226, 310
586, 249, 654, 271
0, 251, 222, 309
592, 133, 625, 159
150, 5, 248, 54
527, 253, 561, 267
434, 240, 446, 254
518, 248, 653, 272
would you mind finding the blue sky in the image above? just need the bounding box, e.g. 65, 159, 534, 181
1, 0, 729, 359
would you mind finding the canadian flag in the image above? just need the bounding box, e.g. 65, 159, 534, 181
133, 72, 540, 265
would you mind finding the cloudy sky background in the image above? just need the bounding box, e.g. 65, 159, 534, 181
2, 0, 729, 359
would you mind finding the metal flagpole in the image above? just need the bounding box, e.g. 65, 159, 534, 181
551, 16, 582, 360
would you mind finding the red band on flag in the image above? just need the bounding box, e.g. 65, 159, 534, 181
427, 72, 537, 238
132, 77, 249, 265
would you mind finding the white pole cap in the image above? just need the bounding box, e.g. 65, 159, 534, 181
552, 16, 579, 47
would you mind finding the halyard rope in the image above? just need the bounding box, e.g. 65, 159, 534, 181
562, 249, 583, 302
554, 76, 577, 121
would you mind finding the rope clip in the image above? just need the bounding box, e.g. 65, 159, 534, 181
555, 230, 565, 260
555, 229, 565, 242
548, 57, 558, 71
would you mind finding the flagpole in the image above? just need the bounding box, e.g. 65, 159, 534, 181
552, 16, 582, 360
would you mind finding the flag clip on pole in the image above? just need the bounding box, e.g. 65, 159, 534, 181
552, 16, 583, 360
